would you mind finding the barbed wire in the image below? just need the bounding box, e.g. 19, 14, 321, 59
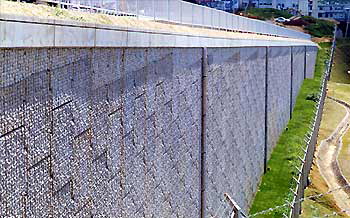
323, 210, 350, 217
247, 30, 338, 218
322, 209, 350, 217
248, 184, 350, 217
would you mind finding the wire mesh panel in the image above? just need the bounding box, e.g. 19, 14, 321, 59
169, 0, 181, 23
224, 12, 231, 29
241, 17, 249, 32
232, 14, 240, 31
203, 8, 213, 28
154, 0, 168, 21
137, 0, 155, 19
248, 18, 255, 33
227, 13, 233, 30
212, 10, 220, 28
269, 23, 275, 35
278, 27, 284, 36
255, 20, 263, 34
34, 0, 311, 39
218, 11, 226, 29
181, 1, 193, 25
193, 4, 204, 26
100, 0, 117, 10
123, 0, 137, 15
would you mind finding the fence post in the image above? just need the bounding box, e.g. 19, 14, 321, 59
224, 193, 242, 218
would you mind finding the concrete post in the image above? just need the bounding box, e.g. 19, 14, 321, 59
264, 46, 269, 173
304, 46, 307, 79
200, 47, 208, 218
224, 193, 243, 218
290, 47, 294, 119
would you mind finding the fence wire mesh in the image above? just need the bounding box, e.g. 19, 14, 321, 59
288, 27, 337, 218
43, 0, 310, 39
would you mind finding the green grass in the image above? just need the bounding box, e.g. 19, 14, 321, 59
249, 42, 332, 217
331, 39, 350, 84
246, 8, 293, 20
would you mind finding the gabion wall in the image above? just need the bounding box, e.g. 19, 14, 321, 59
205, 47, 266, 215
292, 47, 306, 109
306, 46, 318, 79
0, 46, 317, 217
266, 47, 292, 157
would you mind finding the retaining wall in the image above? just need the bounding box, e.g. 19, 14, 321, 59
292, 47, 307, 109
205, 47, 266, 215
0, 45, 317, 217
266, 47, 292, 156
305, 46, 318, 79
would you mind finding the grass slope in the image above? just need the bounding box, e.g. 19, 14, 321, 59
249, 42, 331, 217
331, 39, 350, 84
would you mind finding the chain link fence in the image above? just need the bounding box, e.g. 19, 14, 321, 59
46, 0, 310, 39
289, 27, 337, 218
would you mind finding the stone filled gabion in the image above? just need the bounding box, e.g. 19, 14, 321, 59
0, 46, 317, 217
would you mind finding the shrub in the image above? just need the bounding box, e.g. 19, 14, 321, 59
304, 19, 334, 37
247, 8, 293, 20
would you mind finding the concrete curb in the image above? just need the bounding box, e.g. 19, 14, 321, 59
0, 14, 317, 48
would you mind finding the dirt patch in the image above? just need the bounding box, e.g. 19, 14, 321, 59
312, 37, 333, 43
317, 96, 350, 215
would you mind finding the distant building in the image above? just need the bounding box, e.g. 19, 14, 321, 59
316, 4, 349, 20
195, 0, 309, 15
195, 0, 237, 12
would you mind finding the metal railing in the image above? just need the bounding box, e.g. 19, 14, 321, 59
49, 0, 311, 39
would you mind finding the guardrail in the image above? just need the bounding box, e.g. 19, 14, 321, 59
46, 0, 311, 39
289, 26, 336, 218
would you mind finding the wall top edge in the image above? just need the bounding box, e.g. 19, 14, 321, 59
0, 14, 318, 49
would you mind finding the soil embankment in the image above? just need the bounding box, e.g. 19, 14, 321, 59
317, 96, 350, 215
